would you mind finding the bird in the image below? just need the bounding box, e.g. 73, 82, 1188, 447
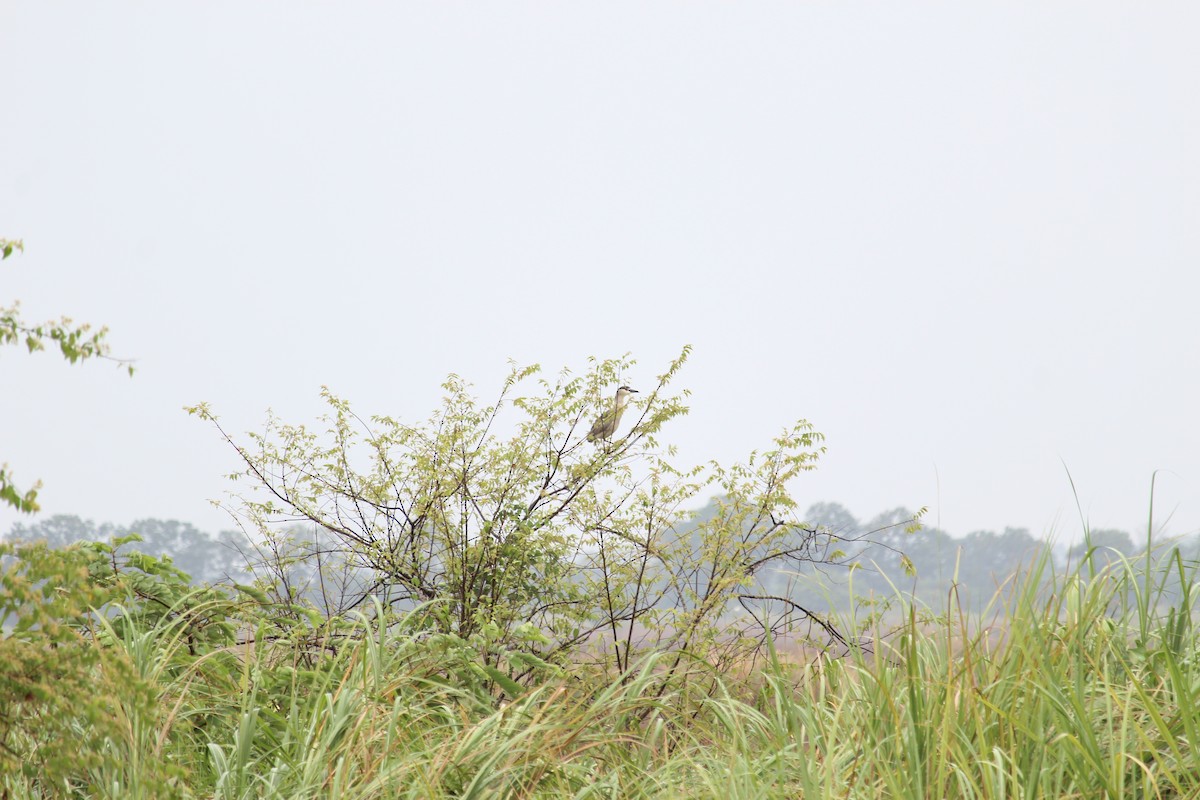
587, 385, 639, 443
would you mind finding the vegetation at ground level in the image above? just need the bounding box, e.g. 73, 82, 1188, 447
2, 530, 1198, 798
3, 346, 1198, 797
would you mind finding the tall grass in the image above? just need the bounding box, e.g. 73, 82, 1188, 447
5, 538, 1199, 799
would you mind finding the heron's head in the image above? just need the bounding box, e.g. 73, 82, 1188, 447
615, 385, 638, 405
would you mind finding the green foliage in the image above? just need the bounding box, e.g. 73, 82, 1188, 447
189, 349, 848, 681
5, 530, 1200, 798
0, 301, 120, 366
0, 534, 288, 796
0, 540, 159, 790
1, 236, 133, 515
0, 238, 23, 260
0, 465, 40, 514
7, 514, 254, 586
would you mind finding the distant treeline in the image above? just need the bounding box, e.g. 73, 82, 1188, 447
5, 503, 1196, 614
2, 516, 253, 587
757, 501, 1199, 613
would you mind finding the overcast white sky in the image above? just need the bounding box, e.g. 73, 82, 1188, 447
2, 3, 1198, 545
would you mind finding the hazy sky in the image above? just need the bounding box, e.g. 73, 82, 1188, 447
2, 3, 1198, 545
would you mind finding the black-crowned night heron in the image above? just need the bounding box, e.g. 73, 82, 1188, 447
586, 386, 638, 443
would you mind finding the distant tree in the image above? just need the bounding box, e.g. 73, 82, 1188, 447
1080, 525, 1132, 556
118, 518, 252, 584
1, 238, 132, 513
854, 507, 925, 581
1067, 528, 1137, 575
962, 526, 1039, 561
1068, 528, 1136, 558
952, 527, 1041, 606
803, 501, 861, 536
6, 514, 251, 585
5, 513, 96, 548
892, 522, 957, 599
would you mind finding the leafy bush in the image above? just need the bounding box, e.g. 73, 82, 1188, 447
0, 540, 161, 791
188, 349, 879, 687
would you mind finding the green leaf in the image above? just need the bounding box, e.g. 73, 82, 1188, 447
235, 583, 271, 604
481, 665, 525, 699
